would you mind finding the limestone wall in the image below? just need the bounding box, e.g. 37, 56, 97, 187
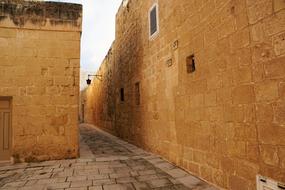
85, 0, 285, 189
0, 0, 82, 162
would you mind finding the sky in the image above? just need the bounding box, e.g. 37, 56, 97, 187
45, 0, 122, 88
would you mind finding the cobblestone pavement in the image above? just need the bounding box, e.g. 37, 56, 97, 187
0, 124, 218, 190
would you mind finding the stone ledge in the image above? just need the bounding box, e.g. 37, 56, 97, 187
0, 0, 82, 31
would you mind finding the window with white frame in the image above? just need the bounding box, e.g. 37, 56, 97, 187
123, 0, 129, 7
149, 3, 159, 39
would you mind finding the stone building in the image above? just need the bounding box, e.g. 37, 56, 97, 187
0, 0, 82, 162
84, 0, 285, 189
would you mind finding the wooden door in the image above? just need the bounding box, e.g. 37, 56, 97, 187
0, 97, 12, 161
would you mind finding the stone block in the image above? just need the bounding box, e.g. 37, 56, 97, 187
274, 0, 285, 12
264, 57, 285, 79
70, 180, 92, 188
232, 85, 255, 104
260, 144, 279, 166
146, 178, 172, 188
274, 102, 285, 124
0, 28, 16, 38
228, 175, 248, 190
273, 32, 285, 56
255, 81, 279, 102
247, 0, 273, 24
230, 28, 250, 50
258, 123, 285, 145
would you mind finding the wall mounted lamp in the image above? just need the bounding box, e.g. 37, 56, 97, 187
86, 74, 102, 85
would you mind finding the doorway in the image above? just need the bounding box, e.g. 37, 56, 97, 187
0, 97, 12, 161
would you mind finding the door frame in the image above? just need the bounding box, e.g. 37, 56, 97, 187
0, 96, 12, 163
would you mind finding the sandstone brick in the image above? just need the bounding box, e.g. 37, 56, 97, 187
279, 147, 285, 168
232, 85, 255, 104
187, 162, 200, 175
200, 166, 213, 182
255, 80, 279, 101
0, 28, 16, 38
212, 169, 227, 188
230, 28, 250, 50
273, 32, 285, 56
264, 10, 285, 36
236, 161, 259, 181
258, 123, 285, 145
274, 0, 285, 12
279, 82, 285, 98
247, 0, 273, 24
264, 57, 285, 79
273, 102, 285, 124
233, 66, 252, 84
229, 175, 249, 190
247, 142, 260, 162
260, 145, 280, 166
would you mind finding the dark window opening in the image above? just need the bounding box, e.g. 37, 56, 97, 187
135, 82, 140, 105
150, 5, 158, 36
186, 54, 196, 73
120, 88, 125, 102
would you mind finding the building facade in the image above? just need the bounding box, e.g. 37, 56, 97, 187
84, 0, 285, 189
0, 0, 82, 162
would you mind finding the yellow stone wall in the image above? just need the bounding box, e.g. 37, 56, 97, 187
0, 0, 82, 162
85, 0, 285, 189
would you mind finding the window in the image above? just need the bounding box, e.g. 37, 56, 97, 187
122, 0, 129, 7
120, 88, 125, 102
135, 82, 140, 105
186, 54, 196, 73
149, 3, 159, 38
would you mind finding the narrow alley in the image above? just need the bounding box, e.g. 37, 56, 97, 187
0, 124, 216, 190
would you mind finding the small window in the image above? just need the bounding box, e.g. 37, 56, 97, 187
186, 54, 196, 73
149, 3, 159, 38
120, 88, 125, 102
135, 82, 140, 105
122, 0, 129, 7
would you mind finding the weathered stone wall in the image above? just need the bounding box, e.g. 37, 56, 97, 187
85, 0, 285, 189
0, 0, 82, 162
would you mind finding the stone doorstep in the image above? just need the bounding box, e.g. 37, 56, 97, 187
0, 161, 12, 167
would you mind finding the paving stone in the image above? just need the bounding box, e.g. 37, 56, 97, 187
70, 180, 92, 188
103, 183, 135, 190
25, 179, 38, 186
46, 182, 70, 189
37, 177, 66, 184
66, 187, 88, 190
166, 169, 188, 178
88, 174, 109, 180
130, 171, 139, 177
177, 176, 204, 188
3, 181, 26, 187
132, 182, 150, 190
146, 178, 173, 188
116, 177, 137, 183
92, 179, 116, 186
18, 185, 46, 190
136, 174, 167, 182
138, 169, 157, 175
74, 169, 98, 176
67, 176, 87, 182
98, 168, 114, 174
110, 172, 130, 178
88, 186, 103, 190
